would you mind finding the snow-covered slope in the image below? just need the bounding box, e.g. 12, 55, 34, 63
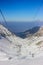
34, 26, 43, 36
0, 24, 43, 61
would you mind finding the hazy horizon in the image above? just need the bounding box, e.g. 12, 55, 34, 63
0, 21, 43, 33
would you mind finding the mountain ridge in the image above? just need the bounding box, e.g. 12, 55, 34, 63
16, 26, 43, 38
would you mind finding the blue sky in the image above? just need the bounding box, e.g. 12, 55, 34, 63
0, 0, 43, 22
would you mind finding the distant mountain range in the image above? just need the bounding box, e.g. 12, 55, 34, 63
0, 23, 43, 39
16, 26, 43, 38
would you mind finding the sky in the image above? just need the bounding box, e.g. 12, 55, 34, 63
0, 0, 43, 22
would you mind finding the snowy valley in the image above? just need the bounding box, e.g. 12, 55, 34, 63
0, 24, 43, 61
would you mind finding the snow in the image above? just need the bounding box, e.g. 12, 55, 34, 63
0, 36, 43, 60
0, 57, 43, 65
0, 24, 43, 65
0, 51, 8, 61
